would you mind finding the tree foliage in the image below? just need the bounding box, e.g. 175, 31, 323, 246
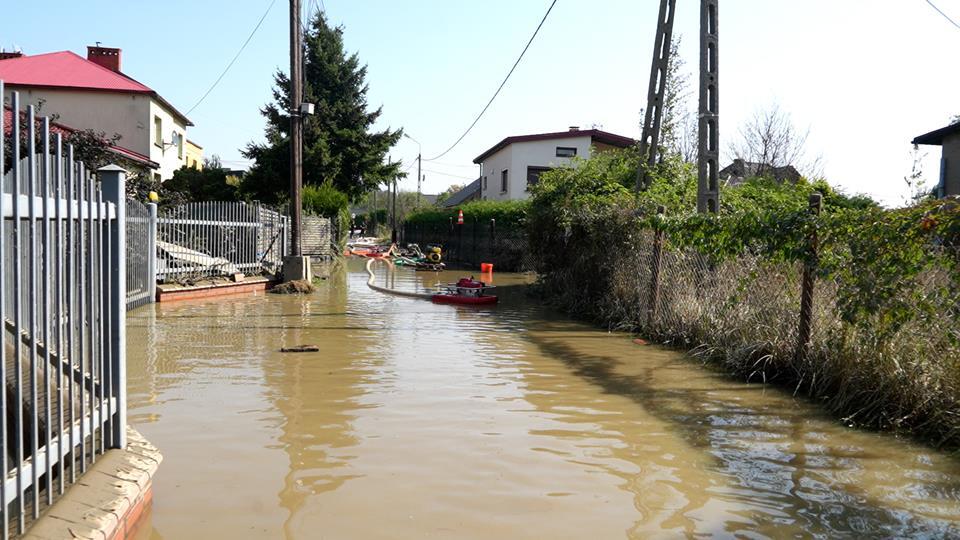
164, 157, 241, 204
241, 11, 402, 203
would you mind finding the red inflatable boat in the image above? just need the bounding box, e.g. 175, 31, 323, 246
431, 277, 498, 305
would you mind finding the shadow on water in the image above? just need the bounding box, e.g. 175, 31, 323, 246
510, 309, 960, 538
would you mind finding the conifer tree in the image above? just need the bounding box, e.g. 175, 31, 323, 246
242, 11, 402, 202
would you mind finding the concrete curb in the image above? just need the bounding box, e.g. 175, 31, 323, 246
22, 427, 161, 540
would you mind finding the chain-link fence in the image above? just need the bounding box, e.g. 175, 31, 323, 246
402, 218, 535, 272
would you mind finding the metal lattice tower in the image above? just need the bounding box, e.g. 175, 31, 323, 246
697, 0, 720, 213
636, 0, 677, 192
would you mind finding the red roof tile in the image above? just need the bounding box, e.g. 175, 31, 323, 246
0, 51, 193, 126
0, 51, 152, 93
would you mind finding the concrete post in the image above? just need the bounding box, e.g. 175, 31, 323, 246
637, 0, 678, 191
697, 0, 720, 213
795, 192, 822, 363
647, 206, 666, 328
99, 164, 127, 449
147, 202, 158, 302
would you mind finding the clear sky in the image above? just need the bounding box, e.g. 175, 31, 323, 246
4, 0, 959, 205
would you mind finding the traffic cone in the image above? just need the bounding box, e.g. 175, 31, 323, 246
457, 209, 464, 225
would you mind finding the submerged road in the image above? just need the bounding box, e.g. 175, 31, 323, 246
126, 259, 960, 539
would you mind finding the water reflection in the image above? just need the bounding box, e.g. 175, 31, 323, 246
125, 260, 960, 539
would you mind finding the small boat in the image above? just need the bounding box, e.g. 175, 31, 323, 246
432, 277, 498, 305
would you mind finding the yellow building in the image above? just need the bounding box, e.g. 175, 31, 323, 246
185, 139, 203, 169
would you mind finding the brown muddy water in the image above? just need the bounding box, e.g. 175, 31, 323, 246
126, 259, 960, 539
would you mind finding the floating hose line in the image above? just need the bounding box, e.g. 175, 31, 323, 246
365, 258, 435, 300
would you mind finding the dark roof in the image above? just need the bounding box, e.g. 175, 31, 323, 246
0, 51, 193, 126
719, 159, 801, 185
913, 122, 960, 146
473, 129, 636, 164
441, 178, 480, 207
3, 106, 159, 169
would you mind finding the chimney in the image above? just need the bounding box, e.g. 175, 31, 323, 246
568, 126, 580, 132
0, 51, 23, 61
87, 45, 122, 72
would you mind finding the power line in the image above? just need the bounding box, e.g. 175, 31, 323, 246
422, 168, 478, 181
424, 0, 558, 161
926, 0, 960, 29
186, 0, 278, 116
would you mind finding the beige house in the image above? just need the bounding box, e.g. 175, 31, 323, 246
913, 121, 960, 198
186, 140, 204, 169
0, 46, 194, 181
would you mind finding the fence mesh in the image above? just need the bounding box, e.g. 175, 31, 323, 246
402, 219, 535, 272
125, 200, 152, 309
156, 201, 287, 284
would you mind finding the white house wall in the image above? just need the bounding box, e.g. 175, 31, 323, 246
148, 100, 188, 180
479, 135, 592, 201
4, 87, 188, 180
5, 88, 151, 157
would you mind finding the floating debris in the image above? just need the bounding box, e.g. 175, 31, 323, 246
281, 345, 320, 353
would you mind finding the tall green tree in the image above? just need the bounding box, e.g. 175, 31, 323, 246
242, 11, 403, 203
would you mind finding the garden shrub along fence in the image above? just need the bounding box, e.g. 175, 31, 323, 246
532, 193, 960, 448
1, 89, 127, 537
402, 218, 534, 272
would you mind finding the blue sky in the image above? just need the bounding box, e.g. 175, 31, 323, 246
5, 0, 959, 204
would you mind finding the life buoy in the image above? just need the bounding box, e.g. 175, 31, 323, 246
428, 252, 442, 263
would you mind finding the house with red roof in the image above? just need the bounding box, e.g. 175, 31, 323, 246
472, 127, 636, 201
0, 46, 193, 181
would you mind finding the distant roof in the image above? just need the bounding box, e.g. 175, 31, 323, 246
0, 51, 193, 126
3, 106, 159, 169
719, 159, 800, 185
913, 122, 960, 146
441, 178, 481, 207
473, 128, 636, 164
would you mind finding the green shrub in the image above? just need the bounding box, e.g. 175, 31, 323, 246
303, 183, 350, 249
405, 199, 529, 229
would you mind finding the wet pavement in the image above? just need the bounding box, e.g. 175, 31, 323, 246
126, 259, 960, 539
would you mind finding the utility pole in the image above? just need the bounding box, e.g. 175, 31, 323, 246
289, 0, 304, 254
698, 0, 720, 213
391, 173, 398, 243
636, 0, 677, 192
417, 155, 422, 207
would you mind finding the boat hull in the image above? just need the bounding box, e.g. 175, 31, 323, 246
431, 294, 498, 306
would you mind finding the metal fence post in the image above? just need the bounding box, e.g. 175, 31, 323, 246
99, 165, 127, 449
647, 206, 666, 328
147, 202, 158, 302
795, 192, 822, 363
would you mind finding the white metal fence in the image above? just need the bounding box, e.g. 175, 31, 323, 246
125, 199, 156, 310
1, 85, 127, 538
156, 201, 288, 283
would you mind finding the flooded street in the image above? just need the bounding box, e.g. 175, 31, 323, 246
127, 259, 960, 539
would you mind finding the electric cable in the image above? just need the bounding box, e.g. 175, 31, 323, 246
186, 0, 278, 115
926, 0, 960, 29
423, 0, 558, 161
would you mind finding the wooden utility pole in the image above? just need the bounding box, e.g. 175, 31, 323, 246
697, 0, 720, 213
637, 0, 677, 192
289, 0, 304, 255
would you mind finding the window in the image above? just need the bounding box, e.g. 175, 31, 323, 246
556, 146, 577, 158
176, 133, 184, 159
153, 116, 162, 147
153, 173, 161, 183
482, 176, 487, 190
526, 166, 551, 190
500, 169, 508, 193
